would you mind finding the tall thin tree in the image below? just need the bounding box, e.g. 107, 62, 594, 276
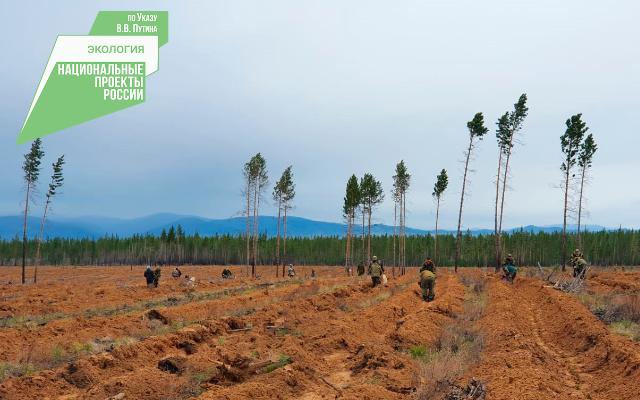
360, 173, 384, 264
280, 166, 295, 277
273, 170, 285, 275
392, 161, 410, 274
242, 158, 254, 275
34, 155, 64, 283
560, 114, 588, 270
343, 175, 360, 274
577, 133, 597, 248
251, 154, 268, 276
21, 139, 45, 284
495, 94, 528, 269
432, 169, 448, 265
455, 113, 488, 272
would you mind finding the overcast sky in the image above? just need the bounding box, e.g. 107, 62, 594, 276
1, 0, 638, 230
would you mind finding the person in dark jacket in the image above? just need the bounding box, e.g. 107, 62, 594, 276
144, 265, 155, 287
421, 258, 435, 273
502, 254, 517, 283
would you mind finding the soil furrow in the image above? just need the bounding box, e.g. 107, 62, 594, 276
467, 276, 640, 400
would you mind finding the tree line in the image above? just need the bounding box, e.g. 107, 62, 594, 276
0, 229, 637, 268
10, 94, 606, 278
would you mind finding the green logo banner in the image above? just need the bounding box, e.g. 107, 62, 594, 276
18, 11, 168, 144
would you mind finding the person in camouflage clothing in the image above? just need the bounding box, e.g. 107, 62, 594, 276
419, 261, 436, 302
369, 256, 384, 287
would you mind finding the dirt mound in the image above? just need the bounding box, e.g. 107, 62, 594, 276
468, 275, 640, 399
145, 309, 170, 324
157, 355, 186, 374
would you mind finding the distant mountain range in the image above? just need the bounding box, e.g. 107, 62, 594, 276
0, 213, 615, 240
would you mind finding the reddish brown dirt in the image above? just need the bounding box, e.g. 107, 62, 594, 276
1, 266, 640, 399
587, 269, 640, 294
467, 275, 640, 400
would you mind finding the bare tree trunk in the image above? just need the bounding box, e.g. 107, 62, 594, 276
367, 204, 372, 264
399, 196, 403, 275
434, 196, 440, 265
494, 150, 504, 271
245, 180, 251, 276
402, 192, 406, 274
498, 148, 513, 263
345, 211, 350, 273
351, 213, 356, 274
362, 209, 366, 266
455, 137, 474, 272
276, 196, 281, 277
393, 201, 397, 278
577, 164, 587, 249
282, 206, 288, 277
562, 162, 571, 271
21, 183, 31, 284
252, 183, 259, 277
34, 197, 51, 284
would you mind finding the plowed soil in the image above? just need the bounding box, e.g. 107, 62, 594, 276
1, 265, 639, 399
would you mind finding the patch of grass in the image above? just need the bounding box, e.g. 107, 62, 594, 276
359, 291, 392, 309
0, 362, 39, 380
225, 307, 256, 317
217, 336, 226, 345
610, 320, 640, 341
579, 292, 640, 333
71, 342, 94, 355
50, 344, 68, 364
408, 345, 428, 360
0, 312, 67, 329
263, 354, 292, 373
274, 327, 302, 337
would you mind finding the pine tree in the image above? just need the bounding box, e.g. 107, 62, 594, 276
343, 175, 360, 274
560, 114, 588, 270
274, 166, 294, 275
280, 166, 295, 276
577, 133, 597, 248
21, 139, 45, 284
360, 173, 384, 263
455, 113, 488, 272
494, 94, 528, 270
432, 169, 448, 265
34, 155, 64, 283
392, 161, 410, 274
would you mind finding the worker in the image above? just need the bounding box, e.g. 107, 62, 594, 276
573, 257, 588, 279
502, 254, 517, 283
570, 248, 583, 265
287, 264, 296, 277
222, 268, 233, 279
419, 266, 436, 302
369, 256, 384, 287
153, 265, 161, 288
144, 265, 155, 288
422, 258, 435, 273
171, 267, 182, 278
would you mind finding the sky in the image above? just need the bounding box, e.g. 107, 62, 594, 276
1, 0, 639, 230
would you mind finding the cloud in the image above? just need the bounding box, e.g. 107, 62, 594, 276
1, 1, 639, 229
